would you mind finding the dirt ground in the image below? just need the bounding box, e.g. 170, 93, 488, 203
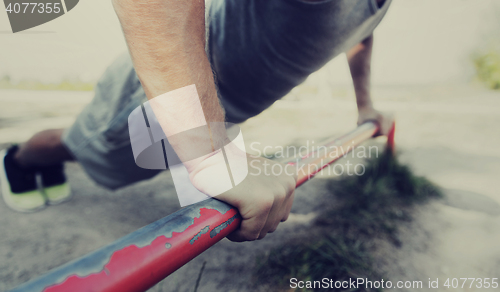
1, 84, 499, 291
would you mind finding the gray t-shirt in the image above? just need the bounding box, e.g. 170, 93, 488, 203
208, 0, 392, 123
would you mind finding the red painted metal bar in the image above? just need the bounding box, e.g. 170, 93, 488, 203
290, 122, 379, 186
10, 122, 383, 292
387, 122, 396, 153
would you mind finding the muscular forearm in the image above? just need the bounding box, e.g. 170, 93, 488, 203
112, 0, 224, 123
347, 34, 373, 110
112, 0, 227, 168
347, 34, 394, 136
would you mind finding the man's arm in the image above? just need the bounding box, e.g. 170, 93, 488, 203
347, 34, 393, 135
112, 0, 222, 122
112, 0, 295, 242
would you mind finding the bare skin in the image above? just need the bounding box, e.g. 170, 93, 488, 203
14, 129, 73, 168
13, 0, 391, 241
347, 34, 394, 136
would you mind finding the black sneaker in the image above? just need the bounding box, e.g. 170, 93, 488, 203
0, 145, 46, 212
40, 162, 71, 205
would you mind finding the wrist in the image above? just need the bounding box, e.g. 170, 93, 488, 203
355, 91, 373, 110
357, 103, 374, 113
146, 85, 228, 171
187, 134, 249, 198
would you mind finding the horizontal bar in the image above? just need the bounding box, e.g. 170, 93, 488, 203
10, 122, 380, 292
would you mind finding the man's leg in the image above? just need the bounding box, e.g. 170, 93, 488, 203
59, 52, 163, 191
15, 129, 74, 168
2, 51, 151, 212
1, 129, 73, 212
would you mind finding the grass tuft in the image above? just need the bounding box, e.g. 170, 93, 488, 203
255, 235, 379, 292
472, 46, 500, 90
318, 148, 442, 243
254, 148, 442, 291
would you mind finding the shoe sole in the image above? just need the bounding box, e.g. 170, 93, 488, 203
45, 183, 72, 205
0, 149, 47, 213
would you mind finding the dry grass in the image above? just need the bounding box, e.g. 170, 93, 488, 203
254, 148, 442, 291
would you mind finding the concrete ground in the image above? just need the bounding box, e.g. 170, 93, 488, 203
1, 84, 499, 291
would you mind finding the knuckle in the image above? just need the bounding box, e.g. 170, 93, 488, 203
274, 187, 286, 201
243, 229, 261, 241
258, 199, 273, 213
284, 177, 296, 193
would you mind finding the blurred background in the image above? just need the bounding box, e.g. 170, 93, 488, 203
1, 0, 500, 291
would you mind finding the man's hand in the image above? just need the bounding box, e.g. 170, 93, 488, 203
357, 106, 394, 136
189, 147, 296, 242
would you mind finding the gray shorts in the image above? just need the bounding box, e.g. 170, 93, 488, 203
63, 0, 391, 189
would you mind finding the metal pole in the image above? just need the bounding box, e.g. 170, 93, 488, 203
11, 122, 381, 292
